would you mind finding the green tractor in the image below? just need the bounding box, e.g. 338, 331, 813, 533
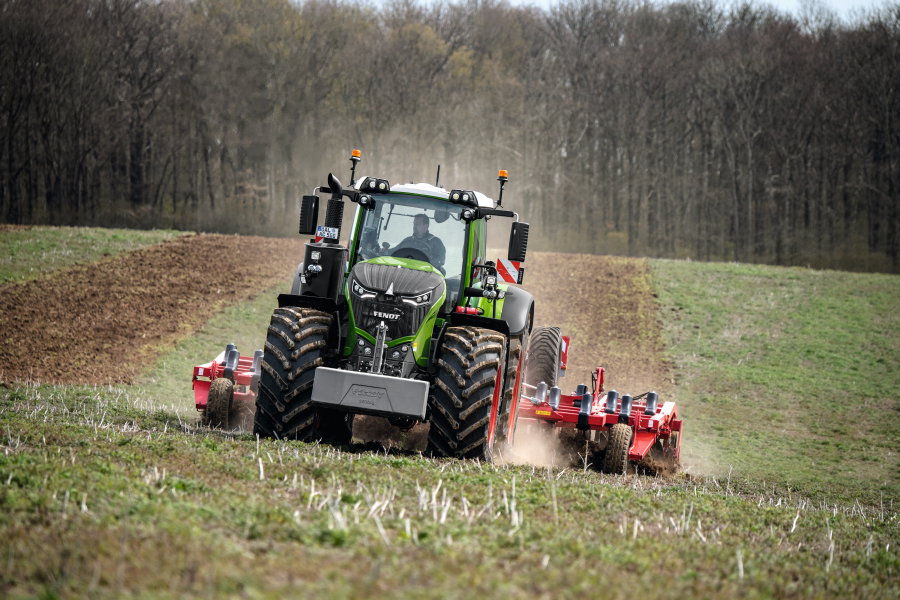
253, 152, 534, 461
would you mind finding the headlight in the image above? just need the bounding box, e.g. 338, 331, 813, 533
485, 275, 496, 286
351, 281, 376, 299
310, 251, 321, 261
401, 291, 432, 306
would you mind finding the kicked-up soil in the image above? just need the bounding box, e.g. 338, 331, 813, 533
0, 233, 304, 385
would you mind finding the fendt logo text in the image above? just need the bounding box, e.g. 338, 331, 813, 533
352, 387, 385, 400
374, 311, 400, 320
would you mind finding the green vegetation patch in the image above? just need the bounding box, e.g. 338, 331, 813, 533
138, 285, 282, 409
652, 260, 900, 503
0, 226, 184, 284
1, 385, 897, 598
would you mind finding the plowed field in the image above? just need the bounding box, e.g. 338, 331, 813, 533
0, 234, 304, 385
524, 252, 672, 397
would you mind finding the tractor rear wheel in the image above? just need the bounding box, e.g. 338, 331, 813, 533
524, 326, 562, 389
254, 307, 348, 442
427, 327, 507, 461
602, 423, 633, 475
207, 378, 234, 430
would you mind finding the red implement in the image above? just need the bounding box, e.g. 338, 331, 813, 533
518, 363, 683, 468
192, 348, 262, 411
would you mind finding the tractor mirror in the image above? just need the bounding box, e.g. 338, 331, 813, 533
298, 195, 319, 235
508, 222, 529, 262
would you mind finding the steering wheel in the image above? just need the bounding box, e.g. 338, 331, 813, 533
391, 247, 430, 263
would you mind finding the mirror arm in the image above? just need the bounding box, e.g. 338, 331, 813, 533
316, 186, 359, 203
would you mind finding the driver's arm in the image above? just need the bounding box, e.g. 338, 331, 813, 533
432, 237, 446, 268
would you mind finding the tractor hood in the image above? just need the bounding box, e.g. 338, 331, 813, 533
348, 257, 445, 340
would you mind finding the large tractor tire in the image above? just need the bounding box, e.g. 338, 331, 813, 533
524, 326, 562, 389
254, 307, 350, 442
427, 327, 507, 461
207, 378, 234, 430
602, 423, 633, 475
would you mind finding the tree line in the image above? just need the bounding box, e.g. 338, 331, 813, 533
1, 0, 898, 273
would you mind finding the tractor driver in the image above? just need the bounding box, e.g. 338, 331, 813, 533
391, 214, 446, 270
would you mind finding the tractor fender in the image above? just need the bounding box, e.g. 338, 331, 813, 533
290, 262, 304, 295
500, 286, 534, 337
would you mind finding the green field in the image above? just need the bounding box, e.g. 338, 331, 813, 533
1, 385, 896, 598
0, 226, 183, 284
653, 260, 900, 505
138, 286, 284, 408
1, 230, 898, 598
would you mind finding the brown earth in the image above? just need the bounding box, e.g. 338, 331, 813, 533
523, 252, 673, 399
0, 233, 304, 385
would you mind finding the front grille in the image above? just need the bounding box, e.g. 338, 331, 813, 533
348, 262, 444, 340
350, 294, 431, 340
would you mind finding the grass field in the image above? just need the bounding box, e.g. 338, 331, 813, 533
0, 226, 183, 284
652, 260, 900, 505
1, 385, 897, 598
1, 229, 898, 597
138, 285, 284, 408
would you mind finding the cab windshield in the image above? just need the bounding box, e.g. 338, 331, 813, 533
352, 193, 467, 308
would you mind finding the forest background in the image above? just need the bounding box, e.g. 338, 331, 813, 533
1, 0, 899, 273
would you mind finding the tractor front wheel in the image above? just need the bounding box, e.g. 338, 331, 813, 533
602, 423, 633, 475
207, 378, 234, 430
254, 307, 348, 442
427, 327, 507, 461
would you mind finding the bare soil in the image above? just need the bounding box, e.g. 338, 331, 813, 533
522, 252, 673, 398
0, 233, 304, 385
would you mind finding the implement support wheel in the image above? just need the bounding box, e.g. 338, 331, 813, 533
602, 423, 633, 475
524, 326, 562, 390
207, 378, 234, 430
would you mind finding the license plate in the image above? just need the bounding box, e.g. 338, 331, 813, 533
316, 226, 340, 240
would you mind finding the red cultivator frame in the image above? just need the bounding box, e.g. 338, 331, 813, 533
192, 344, 263, 429
517, 339, 682, 474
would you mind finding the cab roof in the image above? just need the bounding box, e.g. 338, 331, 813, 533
353, 178, 494, 209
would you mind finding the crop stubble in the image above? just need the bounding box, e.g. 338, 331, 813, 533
0, 233, 305, 385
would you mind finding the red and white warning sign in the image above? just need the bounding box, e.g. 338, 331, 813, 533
496, 258, 525, 284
